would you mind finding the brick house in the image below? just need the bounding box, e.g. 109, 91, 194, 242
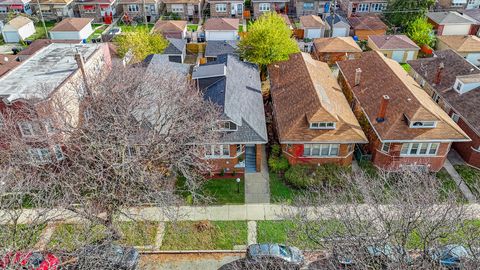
408, 50, 480, 169
76, 0, 118, 23
337, 51, 470, 172
338, 0, 387, 17
0, 43, 111, 163
162, 0, 202, 22
269, 53, 367, 166
436, 0, 480, 10
251, 0, 289, 19
118, 0, 160, 23
192, 54, 267, 174
34, 0, 74, 21
294, 0, 329, 18
207, 0, 243, 18
427, 11, 477, 36
0, 0, 33, 20
312, 36, 362, 65
348, 16, 387, 40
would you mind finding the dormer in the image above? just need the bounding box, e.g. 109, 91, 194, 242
309, 121, 336, 129
215, 120, 238, 131
453, 74, 480, 95
409, 120, 437, 128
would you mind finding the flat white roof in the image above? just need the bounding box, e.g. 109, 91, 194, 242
0, 43, 100, 103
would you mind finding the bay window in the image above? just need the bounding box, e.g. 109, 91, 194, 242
303, 144, 339, 157
400, 142, 439, 156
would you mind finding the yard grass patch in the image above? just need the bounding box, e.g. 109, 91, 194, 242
436, 168, 467, 202
118, 23, 154, 33
118, 221, 158, 246
30, 21, 56, 41
407, 220, 480, 249
0, 224, 45, 249
160, 221, 247, 250
455, 165, 480, 198
176, 177, 245, 205
401, 63, 411, 72
187, 24, 198, 31
269, 172, 302, 204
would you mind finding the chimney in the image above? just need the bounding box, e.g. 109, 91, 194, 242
376, 95, 390, 123
354, 68, 362, 86
434, 62, 444, 85
74, 50, 91, 96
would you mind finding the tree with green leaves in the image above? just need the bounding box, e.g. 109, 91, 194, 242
238, 12, 299, 74
384, 0, 435, 28
407, 17, 435, 47
114, 29, 169, 63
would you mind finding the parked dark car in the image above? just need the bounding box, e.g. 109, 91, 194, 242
246, 243, 304, 268
333, 243, 412, 269
0, 251, 59, 270
429, 245, 473, 269
74, 244, 139, 270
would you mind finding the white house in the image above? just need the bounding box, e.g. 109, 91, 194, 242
1, 16, 35, 43
203, 17, 239, 41
299, 15, 329, 39
49, 18, 93, 40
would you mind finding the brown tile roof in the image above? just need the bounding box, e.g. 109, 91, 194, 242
268, 53, 367, 144
348, 16, 387, 31
50, 18, 93, 32
0, 55, 21, 77
5, 16, 32, 29
369, 35, 419, 50
338, 51, 469, 142
300, 15, 326, 28
204, 18, 239, 31
437, 35, 480, 53
153, 20, 187, 33
408, 50, 480, 134
313, 37, 362, 53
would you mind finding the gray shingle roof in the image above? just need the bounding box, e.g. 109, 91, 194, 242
205, 40, 238, 58
163, 38, 186, 55
427, 11, 476, 24
195, 54, 267, 144
144, 54, 190, 74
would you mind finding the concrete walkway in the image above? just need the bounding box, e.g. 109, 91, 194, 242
34, 223, 57, 250
444, 159, 476, 203
245, 146, 270, 204
247, 221, 257, 245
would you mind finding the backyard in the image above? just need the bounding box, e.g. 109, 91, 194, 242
29, 21, 56, 41
87, 24, 108, 42
117, 22, 154, 33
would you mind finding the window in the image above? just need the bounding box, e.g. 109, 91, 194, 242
357, 3, 369, 12
370, 3, 386, 11
128, 4, 139, 12
29, 148, 51, 163
410, 121, 437, 128
54, 145, 65, 160
303, 2, 314, 10
259, 3, 270, 11
310, 122, 335, 129
456, 81, 463, 92
83, 5, 96, 13
215, 3, 227, 12
44, 119, 55, 133
216, 121, 237, 131
380, 142, 390, 153
19, 122, 35, 137
303, 144, 339, 157
205, 144, 230, 158
420, 79, 426, 87
171, 4, 183, 12
432, 92, 440, 103
0, 7, 7, 13
451, 113, 460, 123
400, 142, 440, 156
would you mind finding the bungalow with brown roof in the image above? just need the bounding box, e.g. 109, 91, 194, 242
299, 15, 329, 39
312, 36, 362, 65
153, 20, 187, 39
348, 16, 387, 40
269, 53, 368, 166
119, 0, 160, 23
408, 50, 480, 168
368, 35, 420, 63
162, 0, 201, 22
436, 35, 480, 66
34, 0, 74, 20
204, 18, 239, 41
337, 51, 470, 172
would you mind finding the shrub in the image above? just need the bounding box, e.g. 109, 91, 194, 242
268, 155, 289, 174
271, 144, 281, 156
284, 164, 349, 189
285, 165, 315, 189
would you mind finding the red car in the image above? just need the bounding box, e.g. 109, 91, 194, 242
0, 252, 59, 270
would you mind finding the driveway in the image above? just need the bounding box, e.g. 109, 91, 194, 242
140, 252, 244, 270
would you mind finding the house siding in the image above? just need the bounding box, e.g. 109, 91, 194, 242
252, 2, 286, 18
339, 0, 387, 17
165, 3, 201, 22
205, 144, 257, 174
295, 0, 329, 17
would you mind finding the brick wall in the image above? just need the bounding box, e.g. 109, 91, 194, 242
210, 2, 232, 17
451, 113, 480, 168
281, 144, 354, 166
206, 144, 246, 174
255, 144, 262, 172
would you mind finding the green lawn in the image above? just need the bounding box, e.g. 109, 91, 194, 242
269, 173, 301, 203
176, 177, 245, 205
119, 23, 154, 33
436, 168, 467, 202
48, 222, 158, 251
161, 221, 247, 250
455, 165, 480, 198
187, 24, 198, 31
257, 220, 345, 249
29, 21, 56, 41
401, 63, 411, 72
87, 24, 108, 42
0, 224, 45, 249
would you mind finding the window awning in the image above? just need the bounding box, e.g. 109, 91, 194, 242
99, 4, 110, 8
83, 5, 95, 10
10, 5, 24, 9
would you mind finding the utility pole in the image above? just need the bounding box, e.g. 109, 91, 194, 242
36, 0, 48, 38
143, 0, 148, 28
329, 0, 337, 37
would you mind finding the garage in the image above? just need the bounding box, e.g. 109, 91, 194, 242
332, 27, 348, 37
392, 51, 405, 62
442, 24, 471, 36
1, 16, 35, 43
205, 30, 238, 41
49, 18, 94, 41
305, 28, 323, 39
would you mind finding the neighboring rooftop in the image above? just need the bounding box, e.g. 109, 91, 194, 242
348, 16, 387, 30
0, 54, 21, 77
337, 51, 468, 142
3, 16, 32, 30
437, 35, 480, 52
369, 35, 419, 50
204, 18, 239, 31
300, 15, 327, 28
143, 54, 190, 75
408, 50, 480, 133
153, 20, 187, 34
268, 53, 367, 144
205, 40, 238, 58
462, 9, 480, 23
50, 18, 93, 32
324, 13, 349, 26
313, 37, 362, 53
427, 11, 476, 24
192, 54, 267, 144
0, 43, 101, 103
163, 38, 186, 55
